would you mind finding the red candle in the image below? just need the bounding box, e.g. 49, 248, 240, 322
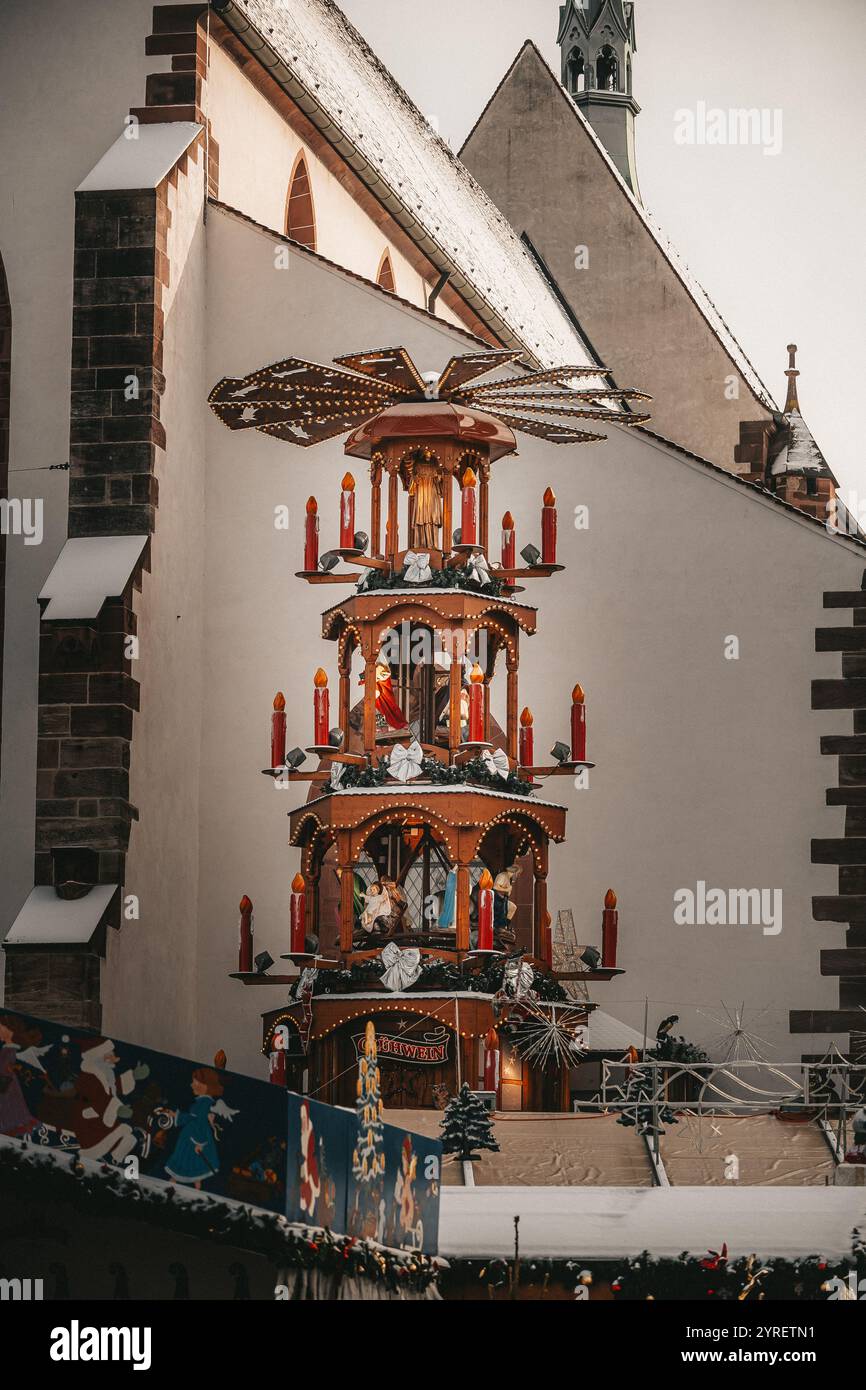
238, 894, 253, 973
461, 466, 478, 546
467, 663, 484, 742
339, 472, 356, 549
290, 871, 306, 954
269, 1048, 287, 1086
602, 888, 618, 968
541, 486, 557, 564
571, 683, 586, 762
519, 707, 534, 767
501, 510, 515, 570
271, 691, 287, 768
304, 496, 319, 571
483, 1027, 500, 1093
313, 668, 329, 745
477, 868, 494, 950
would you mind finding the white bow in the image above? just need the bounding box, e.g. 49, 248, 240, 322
504, 959, 535, 997
387, 739, 424, 783
466, 551, 491, 586
329, 762, 346, 790
380, 941, 422, 992
403, 551, 432, 584
355, 568, 372, 592
481, 747, 510, 780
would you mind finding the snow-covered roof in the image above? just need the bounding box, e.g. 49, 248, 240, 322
461, 42, 778, 413
586, 1008, 647, 1053
214, 0, 605, 376
771, 410, 831, 477
77, 123, 202, 192
301, 783, 568, 812
38, 535, 148, 620
5, 885, 118, 945
439, 1186, 866, 1259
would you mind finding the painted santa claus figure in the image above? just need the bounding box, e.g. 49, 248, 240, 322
72, 1037, 149, 1162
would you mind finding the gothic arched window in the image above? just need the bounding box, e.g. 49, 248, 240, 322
285, 153, 316, 251
376, 250, 396, 292
597, 44, 619, 92
566, 47, 585, 94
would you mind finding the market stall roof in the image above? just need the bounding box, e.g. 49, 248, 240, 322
439, 1185, 866, 1260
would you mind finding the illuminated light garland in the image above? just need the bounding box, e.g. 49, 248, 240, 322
0, 1145, 440, 1293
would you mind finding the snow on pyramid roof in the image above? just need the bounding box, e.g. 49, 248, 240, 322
214, 0, 604, 377
771, 409, 831, 477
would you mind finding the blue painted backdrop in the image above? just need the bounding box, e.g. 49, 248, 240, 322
0, 1009, 440, 1253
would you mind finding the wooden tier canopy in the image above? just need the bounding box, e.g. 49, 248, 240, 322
208, 344, 651, 449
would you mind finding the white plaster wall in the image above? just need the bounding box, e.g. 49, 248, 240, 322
207, 41, 466, 329
0, 0, 160, 967
101, 152, 208, 1060
193, 206, 863, 1078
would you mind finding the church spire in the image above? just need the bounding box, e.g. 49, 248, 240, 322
557, 0, 641, 198
783, 342, 801, 414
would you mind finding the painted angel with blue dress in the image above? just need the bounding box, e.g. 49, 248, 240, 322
164, 1067, 237, 1188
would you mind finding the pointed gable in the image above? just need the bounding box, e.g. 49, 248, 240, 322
461, 41, 776, 468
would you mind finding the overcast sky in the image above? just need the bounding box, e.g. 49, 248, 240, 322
340, 0, 866, 499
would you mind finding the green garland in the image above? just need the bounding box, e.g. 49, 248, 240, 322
298, 953, 567, 1002
450, 1250, 860, 1300
360, 565, 506, 598
0, 1143, 440, 1292
334, 753, 533, 797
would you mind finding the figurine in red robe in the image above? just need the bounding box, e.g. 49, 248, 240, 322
359, 656, 408, 730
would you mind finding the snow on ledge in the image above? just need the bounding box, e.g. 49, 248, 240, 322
5, 885, 119, 946
39, 536, 148, 620
77, 123, 202, 193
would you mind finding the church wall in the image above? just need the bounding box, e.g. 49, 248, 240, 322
0, 0, 160, 969
187, 206, 863, 1074
100, 145, 208, 1059
206, 41, 466, 331
460, 47, 775, 469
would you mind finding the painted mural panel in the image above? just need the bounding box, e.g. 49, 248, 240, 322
0, 1009, 288, 1212
0, 1009, 441, 1252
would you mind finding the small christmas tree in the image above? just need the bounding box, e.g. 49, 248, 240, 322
352, 1020, 385, 1182
440, 1084, 500, 1162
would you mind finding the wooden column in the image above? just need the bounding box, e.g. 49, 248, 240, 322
442, 465, 453, 555
483, 676, 491, 743
370, 456, 382, 558
338, 649, 351, 746
449, 640, 462, 753
533, 840, 549, 963
479, 458, 490, 553
456, 861, 471, 952
385, 464, 399, 562
363, 651, 378, 754
307, 858, 321, 947
506, 657, 519, 762
339, 849, 355, 953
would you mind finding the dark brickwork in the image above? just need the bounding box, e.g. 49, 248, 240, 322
69, 190, 168, 538
6, 3, 214, 1026
791, 570, 866, 1060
